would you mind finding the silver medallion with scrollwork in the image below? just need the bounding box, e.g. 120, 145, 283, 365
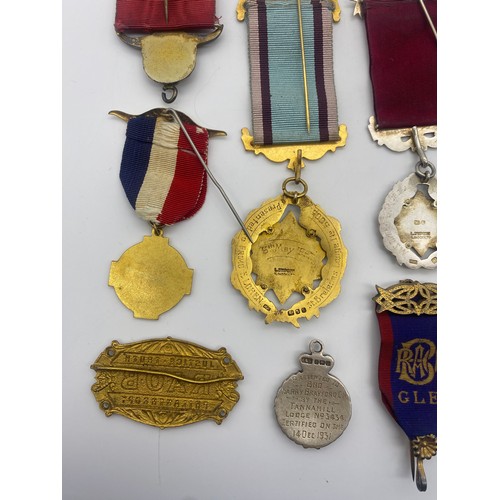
379, 173, 437, 269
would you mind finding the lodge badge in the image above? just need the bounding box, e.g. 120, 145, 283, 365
379, 173, 437, 270
274, 340, 351, 448
232, 1, 348, 327
91, 338, 243, 428
373, 280, 437, 491
231, 194, 347, 327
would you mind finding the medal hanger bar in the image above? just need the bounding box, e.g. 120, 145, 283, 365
237, 0, 341, 22
368, 117, 437, 153
241, 126, 348, 171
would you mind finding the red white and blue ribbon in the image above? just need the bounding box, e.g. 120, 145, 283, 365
119, 114, 209, 226
246, 0, 340, 145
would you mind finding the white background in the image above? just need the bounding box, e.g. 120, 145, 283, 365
62, 1, 436, 499
44, 1, 491, 500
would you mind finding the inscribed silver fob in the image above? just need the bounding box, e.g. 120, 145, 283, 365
274, 340, 351, 449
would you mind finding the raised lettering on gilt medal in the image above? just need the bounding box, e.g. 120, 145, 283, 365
274, 340, 351, 448
231, 195, 347, 327
91, 338, 243, 428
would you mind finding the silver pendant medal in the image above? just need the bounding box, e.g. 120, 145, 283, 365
274, 340, 351, 449
376, 126, 437, 269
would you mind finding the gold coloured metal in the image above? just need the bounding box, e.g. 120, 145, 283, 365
91, 338, 244, 428
231, 194, 347, 327
117, 26, 223, 85
411, 434, 437, 492
373, 280, 437, 316
236, 0, 246, 21
251, 212, 325, 304
241, 126, 348, 171
109, 108, 227, 138
236, 0, 341, 23
332, 0, 341, 22
109, 229, 193, 319
297, 0, 311, 133
368, 116, 437, 152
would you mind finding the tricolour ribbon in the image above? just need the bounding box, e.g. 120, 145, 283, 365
363, 0, 437, 129
119, 115, 209, 226
246, 0, 340, 145
115, 0, 217, 32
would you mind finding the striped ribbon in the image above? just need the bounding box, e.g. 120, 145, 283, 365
119, 115, 209, 226
115, 0, 217, 32
246, 0, 340, 145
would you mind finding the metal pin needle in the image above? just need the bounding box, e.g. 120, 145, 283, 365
418, 0, 437, 39
168, 108, 254, 244
297, 0, 311, 133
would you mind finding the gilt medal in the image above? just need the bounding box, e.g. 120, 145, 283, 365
109, 108, 224, 319
233, 0, 347, 327
91, 337, 244, 428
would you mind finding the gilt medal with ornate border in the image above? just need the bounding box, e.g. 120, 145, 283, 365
231, 194, 347, 327
91, 338, 244, 429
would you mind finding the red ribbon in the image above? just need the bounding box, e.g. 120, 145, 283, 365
115, 0, 217, 32
363, 0, 437, 129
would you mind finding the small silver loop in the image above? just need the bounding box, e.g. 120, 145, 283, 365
162, 84, 178, 104
310, 340, 323, 353
411, 126, 436, 182
415, 159, 436, 182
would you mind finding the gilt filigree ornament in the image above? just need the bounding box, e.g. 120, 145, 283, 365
373, 280, 437, 316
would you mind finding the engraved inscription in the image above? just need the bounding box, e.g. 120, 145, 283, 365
275, 373, 351, 448
379, 174, 437, 269
251, 212, 325, 304
91, 338, 244, 428
394, 190, 437, 257
231, 194, 347, 326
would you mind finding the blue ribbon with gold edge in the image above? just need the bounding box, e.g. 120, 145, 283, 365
373, 280, 437, 491
246, 0, 340, 145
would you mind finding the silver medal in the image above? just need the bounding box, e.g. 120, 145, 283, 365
379, 173, 437, 269
274, 340, 351, 449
